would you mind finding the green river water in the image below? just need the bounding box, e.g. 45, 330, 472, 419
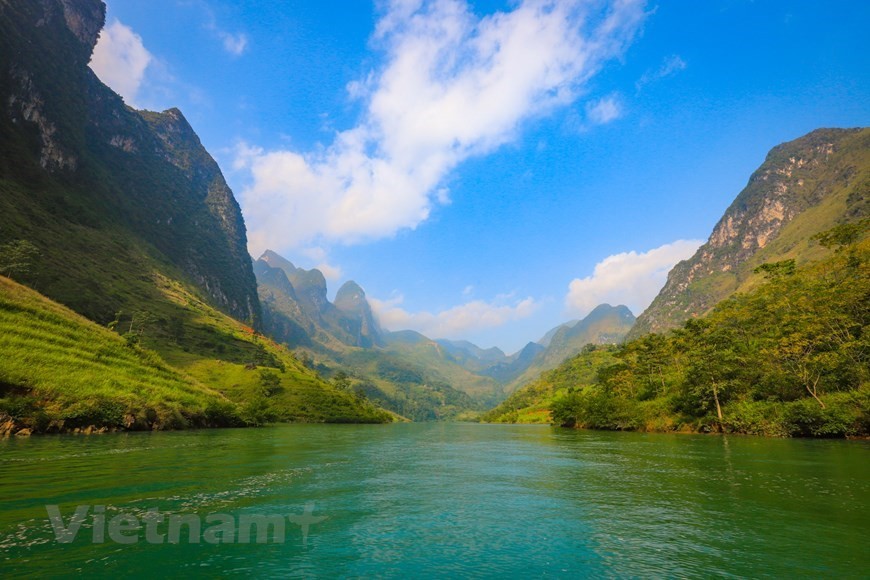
1, 423, 868, 577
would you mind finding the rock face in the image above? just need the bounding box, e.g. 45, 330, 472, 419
255, 250, 382, 348
0, 0, 261, 325
630, 127, 869, 338
334, 281, 382, 348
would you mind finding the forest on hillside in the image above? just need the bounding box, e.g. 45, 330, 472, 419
487, 222, 870, 437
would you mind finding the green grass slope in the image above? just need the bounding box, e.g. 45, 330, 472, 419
0, 275, 392, 435
0, 275, 239, 434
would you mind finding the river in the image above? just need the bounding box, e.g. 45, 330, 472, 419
1, 423, 868, 577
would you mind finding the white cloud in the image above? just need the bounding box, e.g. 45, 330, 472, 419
316, 262, 343, 281
89, 20, 153, 107
370, 293, 538, 339
565, 239, 703, 318
585, 94, 622, 124
220, 32, 248, 56
236, 0, 647, 254
636, 54, 686, 90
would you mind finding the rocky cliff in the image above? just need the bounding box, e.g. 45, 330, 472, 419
630, 127, 869, 338
0, 0, 260, 325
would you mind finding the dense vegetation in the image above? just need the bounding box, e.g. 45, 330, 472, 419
0, 275, 392, 435
486, 224, 869, 437
0, 1, 395, 431
631, 127, 869, 338
0, 276, 241, 434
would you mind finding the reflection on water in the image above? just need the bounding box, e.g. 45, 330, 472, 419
1, 424, 868, 577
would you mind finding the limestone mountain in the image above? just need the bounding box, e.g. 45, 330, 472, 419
479, 341, 546, 384
630, 127, 869, 339
428, 305, 635, 392
0, 0, 391, 426
256, 251, 381, 348
538, 320, 579, 347
334, 281, 383, 348
503, 304, 636, 391
434, 340, 509, 373
0, 0, 260, 325
254, 250, 503, 417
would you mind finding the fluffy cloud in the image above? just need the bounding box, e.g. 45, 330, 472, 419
565, 239, 702, 317
585, 94, 622, 124
89, 20, 153, 107
370, 293, 538, 339
236, 0, 647, 254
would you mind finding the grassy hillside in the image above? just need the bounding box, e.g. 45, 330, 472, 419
0, 276, 239, 434
145, 275, 392, 425
0, 275, 392, 435
485, 225, 870, 437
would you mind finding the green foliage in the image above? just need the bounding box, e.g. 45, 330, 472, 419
811, 218, 869, 250
0, 239, 40, 281
0, 275, 245, 432
754, 259, 796, 279
489, 231, 870, 438
0, 275, 392, 433
258, 369, 283, 397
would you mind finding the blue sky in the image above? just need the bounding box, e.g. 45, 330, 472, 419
91, 0, 869, 353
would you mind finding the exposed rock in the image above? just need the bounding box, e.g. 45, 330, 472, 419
630, 127, 869, 339
0, 415, 18, 438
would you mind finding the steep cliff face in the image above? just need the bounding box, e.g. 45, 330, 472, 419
630, 127, 869, 338
334, 281, 382, 348
256, 251, 382, 349
0, 0, 260, 325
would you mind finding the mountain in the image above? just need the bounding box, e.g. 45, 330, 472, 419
254, 249, 503, 417
495, 304, 636, 391
480, 342, 546, 383
630, 127, 870, 339
334, 281, 383, 348
0, 1, 259, 325
538, 320, 579, 347
483, 229, 870, 437
434, 339, 508, 373
0, 0, 391, 427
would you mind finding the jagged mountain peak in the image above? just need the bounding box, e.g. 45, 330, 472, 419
630, 127, 868, 339
335, 280, 366, 307
259, 250, 298, 274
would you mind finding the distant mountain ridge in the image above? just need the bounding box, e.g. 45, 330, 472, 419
254, 250, 502, 419
630, 127, 870, 338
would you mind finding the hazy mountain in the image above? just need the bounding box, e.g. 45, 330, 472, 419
630, 127, 870, 339
537, 320, 579, 347
502, 304, 636, 391
254, 250, 503, 416
334, 280, 383, 348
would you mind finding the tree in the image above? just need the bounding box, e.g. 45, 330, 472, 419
0, 239, 40, 280
258, 370, 283, 397
682, 319, 746, 428
333, 371, 351, 391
